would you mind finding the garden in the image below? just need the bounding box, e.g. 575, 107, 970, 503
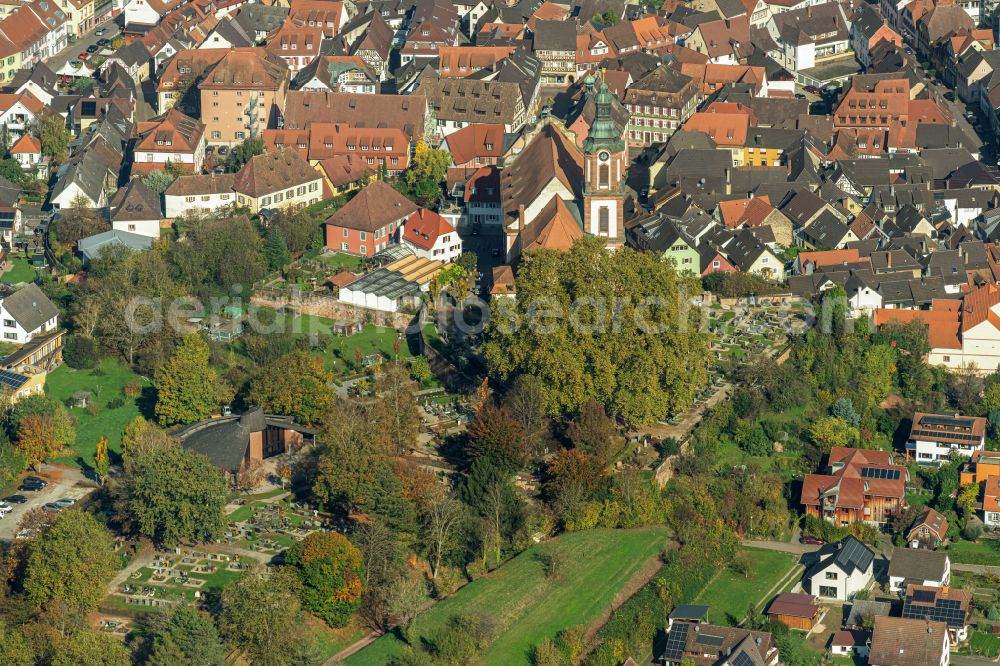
345, 527, 669, 666
0, 256, 39, 283
108, 549, 252, 612
691, 547, 801, 625
46, 357, 153, 468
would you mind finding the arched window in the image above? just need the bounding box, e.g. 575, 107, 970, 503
599, 163, 610, 188
598, 206, 609, 235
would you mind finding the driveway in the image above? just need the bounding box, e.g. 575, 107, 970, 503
0, 465, 96, 541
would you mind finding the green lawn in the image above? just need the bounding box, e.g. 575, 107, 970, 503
947, 539, 1000, 566
310, 615, 368, 662
327, 324, 414, 371
692, 547, 799, 625
1, 257, 39, 283
320, 253, 364, 272
46, 358, 152, 467
346, 527, 669, 666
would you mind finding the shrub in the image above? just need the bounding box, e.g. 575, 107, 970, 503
962, 524, 984, 541
85, 403, 100, 417
106, 398, 125, 410
63, 335, 99, 369
122, 381, 142, 399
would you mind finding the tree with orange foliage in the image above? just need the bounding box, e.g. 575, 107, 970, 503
395, 459, 445, 513
285, 532, 365, 627
16, 414, 60, 470
545, 448, 607, 500
465, 403, 528, 473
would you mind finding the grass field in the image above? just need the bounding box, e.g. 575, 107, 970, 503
0, 257, 38, 283
46, 358, 152, 467
320, 253, 365, 272
346, 527, 669, 666
310, 615, 369, 662
692, 547, 799, 625
947, 539, 1000, 566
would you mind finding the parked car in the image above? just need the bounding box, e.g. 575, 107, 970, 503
97, 38, 110, 46
3, 495, 26, 504
78, 52, 89, 60
23, 476, 47, 487
42, 502, 63, 511
0, 504, 11, 516
95, 28, 107, 35
53, 498, 76, 508
86, 44, 99, 53
800, 535, 825, 545
217, 145, 229, 155
70, 60, 82, 68
804, 85, 821, 95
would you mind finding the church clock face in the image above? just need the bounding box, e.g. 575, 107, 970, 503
599, 151, 609, 161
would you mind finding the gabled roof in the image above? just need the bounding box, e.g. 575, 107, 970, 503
110, 179, 161, 222
869, 617, 948, 666
324, 180, 419, 232
403, 208, 456, 250
133, 108, 204, 154
500, 124, 583, 229
282, 91, 427, 141
519, 195, 583, 253
0, 283, 58, 332
442, 123, 506, 165
9, 133, 40, 155
888, 547, 949, 582
233, 149, 321, 198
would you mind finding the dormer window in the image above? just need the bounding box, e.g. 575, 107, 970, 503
485, 142, 493, 150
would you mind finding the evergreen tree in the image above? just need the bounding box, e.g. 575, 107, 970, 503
263, 227, 292, 271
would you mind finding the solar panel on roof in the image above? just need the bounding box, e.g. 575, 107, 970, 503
695, 634, 725, 648
0, 369, 28, 390
731, 651, 756, 666
912, 589, 936, 603
860, 467, 901, 480
662, 622, 689, 660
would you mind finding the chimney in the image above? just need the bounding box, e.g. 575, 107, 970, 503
518, 204, 525, 231
724, 168, 731, 195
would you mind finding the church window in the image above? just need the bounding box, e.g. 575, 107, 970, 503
598, 207, 609, 235
599, 163, 609, 188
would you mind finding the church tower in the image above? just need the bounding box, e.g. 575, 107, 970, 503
581, 75, 628, 248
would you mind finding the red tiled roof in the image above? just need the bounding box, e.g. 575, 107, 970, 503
767, 592, 818, 619
403, 208, 455, 251
443, 123, 505, 166
984, 475, 1000, 512
9, 133, 40, 154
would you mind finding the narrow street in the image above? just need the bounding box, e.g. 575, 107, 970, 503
46, 23, 121, 73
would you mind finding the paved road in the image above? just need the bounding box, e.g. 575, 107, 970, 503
0, 465, 95, 541
45, 23, 121, 74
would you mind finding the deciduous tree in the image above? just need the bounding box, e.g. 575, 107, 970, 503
248, 350, 335, 425
50, 630, 130, 666
286, 532, 365, 627
113, 443, 227, 545
24, 510, 117, 613
155, 333, 226, 426
94, 435, 109, 484
566, 398, 618, 463
219, 567, 320, 666
40, 115, 70, 167
373, 361, 420, 455
484, 238, 710, 424
16, 414, 60, 469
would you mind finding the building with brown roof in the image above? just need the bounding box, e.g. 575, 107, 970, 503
163, 173, 236, 217
265, 21, 324, 74
902, 584, 972, 642
265, 122, 410, 175
800, 447, 908, 526
439, 123, 506, 170
507, 195, 583, 264
658, 621, 779, 665
437, 45, 514, 77
324, 179, 419, 256
874, 283, 1000, 373
199, 48, 290, 146
420, 76, 527, 139
130, 108, 206, 176
766, 592, 819, 630
500, 124, 583, 251
287, 0, 348, 35
868, 617, 949, 666
282, 90, 427, 142
905, 507, 949, 548
293, 55, 377, 94
233, 149, 323, 213
906, 411, 986, 464
623, 64, 699, 146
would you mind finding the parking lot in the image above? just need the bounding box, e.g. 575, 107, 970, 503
0, 465, 95, 541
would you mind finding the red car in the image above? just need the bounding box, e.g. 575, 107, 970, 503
800, 535, 825, 545
78, 52, 89, 60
